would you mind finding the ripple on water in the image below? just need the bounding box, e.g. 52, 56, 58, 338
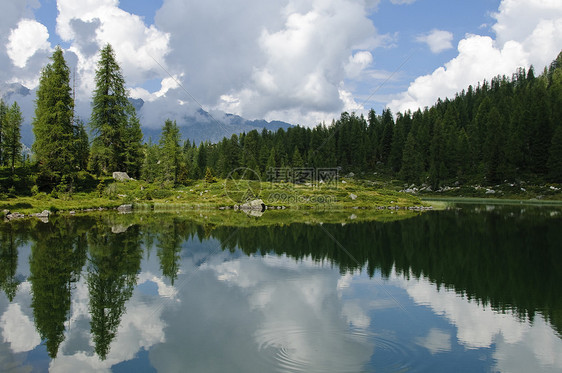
254, 325, 425, 373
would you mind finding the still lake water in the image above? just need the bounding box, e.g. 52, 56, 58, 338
0, 205, 561, 372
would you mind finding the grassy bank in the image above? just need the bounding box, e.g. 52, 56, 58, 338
1, 177, 426, 216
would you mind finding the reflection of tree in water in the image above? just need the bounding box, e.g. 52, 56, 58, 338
87, 221, 142, 360
28, 218, 88, 358
0, 223, 27, 301
156, 218, 190, 285
208, 207, 562, 337
5, 207, 561, 361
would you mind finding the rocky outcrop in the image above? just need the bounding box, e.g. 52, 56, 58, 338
113, 172, 132, 181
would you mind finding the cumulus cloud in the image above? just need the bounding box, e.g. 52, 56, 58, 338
7, 19, 50, 68
55, 0, 170, 98
416, 29, 453, 54
345, 51, 374, 78
390, 0, 418, 4
155, 0, 387, 125
389, 0, 562, 113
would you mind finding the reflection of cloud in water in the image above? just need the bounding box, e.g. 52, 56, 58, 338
149, 254, 373, 372
48, 275, 168, 372
415, 328, 451, 354
0, 303, 40, 353
389, 269, 562, 372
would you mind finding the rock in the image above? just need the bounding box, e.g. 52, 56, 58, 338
349, 214, 357, 220
349, 193, 357, 200
347, 172, 355, 178
69, 211, 76, 215
239, 199, 266, 212
6, 212, 25, 220
112, 172, 132, 181
36, 210, 50, 218
117, 204, 133, 213
341, 180, 347, 184
485, 189, 496, 194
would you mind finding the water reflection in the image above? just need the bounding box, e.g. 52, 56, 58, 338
0, 206, 560, 371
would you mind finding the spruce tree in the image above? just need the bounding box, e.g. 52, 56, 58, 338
90, 44, 140, 175
400, 132, 422, 185
159, 119, 181, 184
292, 147, 304, 168
547, 126, 562, 182
32, 47, 77, 186
0, 99, 7, 165
74, 119, 90, 172
141, 138, 159, 183
122, 106, 143, 178
3, 102, 23, 173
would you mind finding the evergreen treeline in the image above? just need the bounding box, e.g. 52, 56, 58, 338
1, 49, 561, 194
145, 50, 562, 187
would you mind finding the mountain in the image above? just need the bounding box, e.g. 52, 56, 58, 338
11, 92, 292, 147
139, 105, 293, 145
0, 82, 30, 101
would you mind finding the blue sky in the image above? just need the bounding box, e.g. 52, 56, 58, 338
1, 0, 562, 127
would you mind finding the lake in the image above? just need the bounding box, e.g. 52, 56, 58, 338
0, 205, 561, 372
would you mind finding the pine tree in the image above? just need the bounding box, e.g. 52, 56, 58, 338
0, 99, 7, 165
159, 119, 181, 184
266, 146, 277, 178
74, 119, 90, 171
292, 147, 304, 168
548, 126, 562, 182
3, 102, 23, 173
32, 47, 77, 186
141, 138, 159, 183
205, 167, 216, 184
90, 44, 140, 174
122, 106, 143, 178
400, 132, 423, 185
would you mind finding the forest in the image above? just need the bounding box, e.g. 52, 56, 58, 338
0, 46, 561, 195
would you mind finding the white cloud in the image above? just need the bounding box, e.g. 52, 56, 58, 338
345, 51, 374, 78
389, 0, 562, 113
6, 18, 50, 68
390, 0, 418, 4
416, 29, 453, 54
55, 0, 171, 97
155, 0, 388, 125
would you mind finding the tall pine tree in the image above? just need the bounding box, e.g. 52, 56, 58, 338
32, 47, 78, 186
90, 44, 141, 175
3, 102, 23, 173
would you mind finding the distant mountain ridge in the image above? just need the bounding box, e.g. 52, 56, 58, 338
139, 105, 293, 145
6, 87, 292, 146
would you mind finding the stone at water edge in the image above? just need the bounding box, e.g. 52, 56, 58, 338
117, 204, 133, 213
239, 199, 266, 212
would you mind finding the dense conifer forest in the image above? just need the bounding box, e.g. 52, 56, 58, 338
0, 48, 561, 195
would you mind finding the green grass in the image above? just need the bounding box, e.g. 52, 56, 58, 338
0, 177, 427, 215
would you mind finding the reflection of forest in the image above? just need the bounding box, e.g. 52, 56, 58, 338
0, 207, 560, 359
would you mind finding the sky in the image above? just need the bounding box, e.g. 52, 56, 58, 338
1, 0, 562, 129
